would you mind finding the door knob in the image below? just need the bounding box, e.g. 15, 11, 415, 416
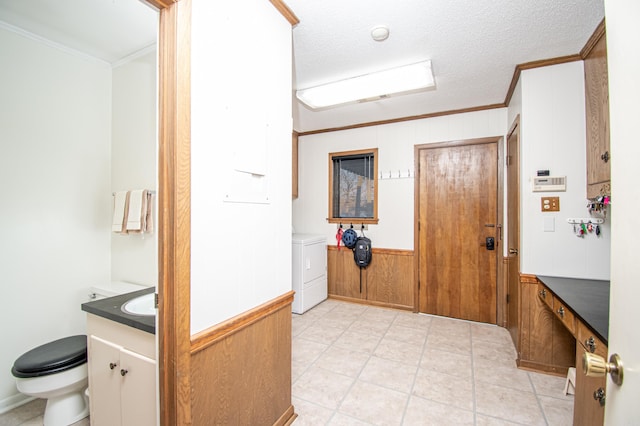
509, 248, 518, 255
583, 352, 624, 386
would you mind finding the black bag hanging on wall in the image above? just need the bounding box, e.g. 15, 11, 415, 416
353, 236, 372, 268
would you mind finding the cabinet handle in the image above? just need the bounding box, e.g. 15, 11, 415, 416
120, 369, 128, 377
539, 289, 546, 299
600, 151, 610, 163
109, 362, 118, 370
557, 306, 565, 318
585, 336, 597, 353
593, 387, 606, 406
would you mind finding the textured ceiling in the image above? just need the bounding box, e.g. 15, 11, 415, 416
287, 0, 605, 132
0, 0, 604, 133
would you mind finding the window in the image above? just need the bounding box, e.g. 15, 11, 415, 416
328, 148, 378, 224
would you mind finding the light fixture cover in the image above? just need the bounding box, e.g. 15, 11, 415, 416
296, 60, 435, 109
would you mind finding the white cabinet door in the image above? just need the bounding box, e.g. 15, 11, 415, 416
120, 348, 157, 426
89, 336, 122, 426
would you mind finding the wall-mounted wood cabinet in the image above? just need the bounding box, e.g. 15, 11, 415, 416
327, 246, 414, 310
584, 30, 611, 198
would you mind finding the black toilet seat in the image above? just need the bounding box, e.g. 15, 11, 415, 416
12, 335, 87, 378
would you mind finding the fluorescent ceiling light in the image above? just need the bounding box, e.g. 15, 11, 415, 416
296, 60, 435, 110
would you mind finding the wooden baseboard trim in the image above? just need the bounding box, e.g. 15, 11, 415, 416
275, 405, 297, 426
328, 295, 413, 311
190, 291, 294, 354
517, 359, 570, 377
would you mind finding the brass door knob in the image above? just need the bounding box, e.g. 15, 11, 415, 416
583, 352, 624, 386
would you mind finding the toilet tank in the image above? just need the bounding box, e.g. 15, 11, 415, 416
88, 281, 149, 301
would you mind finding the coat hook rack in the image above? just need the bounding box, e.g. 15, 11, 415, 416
566, 218, 604, 225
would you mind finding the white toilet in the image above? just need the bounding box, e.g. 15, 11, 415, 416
12, 281, 148, 425
12, 335, 89, 426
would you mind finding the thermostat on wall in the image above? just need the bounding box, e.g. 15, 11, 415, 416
532, 176, 566, 192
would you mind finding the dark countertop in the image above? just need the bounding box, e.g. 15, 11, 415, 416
81, 287, 156, 334
537, 275, 609, 344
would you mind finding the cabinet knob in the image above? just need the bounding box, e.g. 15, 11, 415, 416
109, 362, 118, 370
583, 352, 624, 386
593, 387, 606, 406
557, 306, 565, 318
600, 151, 610, 163
539, 289, 546, 299
120, 369, 128, 377
585, 336, 597, 353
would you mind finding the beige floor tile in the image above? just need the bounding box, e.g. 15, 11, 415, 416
348, 317, 391, 336
412, 368, 474, 411
0, 399, 45, 426
358, 356, 417, 393
420, 348, 473, 379
360, 306, 399, 322
475, 382, 546, 425
474, 357, 535, 392
373, 336, 423, 367
538, 395, 574, 426
529, 371, 574, 400
392, 312, 432, 330
292, 366, 355, 410
471, 322, 513, 344
429, 317, 472, 339
472, 338, 518, 364
292, 338, 328, 366
475, 414, 523, 425
384, 324, 428, 346
327, 413, 373, 425
425, 332, 472, 355
315, 313, 358, 330
333, 330, 382, 354
403, 395, 474, 426
338, 380, 408, 426
314, 345, 371, 378
292, 397, 335, 425
298, 324, 345, 345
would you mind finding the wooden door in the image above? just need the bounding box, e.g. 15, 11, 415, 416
418, 140, 497, 323
506, 120, 521, 346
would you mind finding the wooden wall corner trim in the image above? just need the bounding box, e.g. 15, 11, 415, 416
519, 273, 539, 285
269, 0, 300, 26
190, 291, 295, 354
581, 18, 606, 59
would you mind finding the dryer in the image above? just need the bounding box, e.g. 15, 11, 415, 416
292, 234, 327, 314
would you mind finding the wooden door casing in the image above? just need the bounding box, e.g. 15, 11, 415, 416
506, 118, 521, 346
417, 139, 498, 324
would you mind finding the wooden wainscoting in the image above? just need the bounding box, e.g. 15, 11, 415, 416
517, 274, 575, 375
189, 292, 296, 426
327, 246, 414, 311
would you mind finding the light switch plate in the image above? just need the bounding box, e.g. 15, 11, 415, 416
541, 196, 560, 212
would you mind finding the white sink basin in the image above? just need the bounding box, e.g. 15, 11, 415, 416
121, 293, 156, 316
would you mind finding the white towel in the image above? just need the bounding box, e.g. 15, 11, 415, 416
126, 189, 147, 232
112, 191, 128, 233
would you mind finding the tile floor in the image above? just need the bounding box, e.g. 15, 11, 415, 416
0, 399, 88, 426
1, 299, 573, 426
291, 299, 574, 426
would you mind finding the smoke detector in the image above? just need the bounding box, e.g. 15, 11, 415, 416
371, 26, 390, 42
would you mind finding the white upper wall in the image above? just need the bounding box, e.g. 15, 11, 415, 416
110, 50, 158, 287
0, 28, 112, 405
517, 61, 610, 279
293, 108, 508, 249
190, 0, 293, 334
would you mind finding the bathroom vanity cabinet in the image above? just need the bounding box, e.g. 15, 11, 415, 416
86, 314, 156, 426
